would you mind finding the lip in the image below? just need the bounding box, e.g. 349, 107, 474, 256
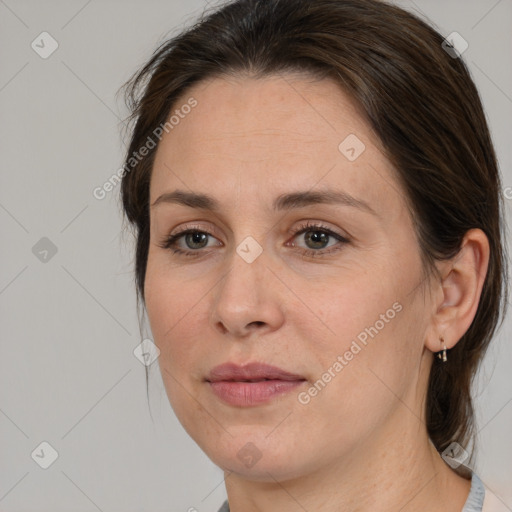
206, 362, 306, 407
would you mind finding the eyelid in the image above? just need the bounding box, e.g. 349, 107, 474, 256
288, 220, 349, 240
170, 223, 223, 240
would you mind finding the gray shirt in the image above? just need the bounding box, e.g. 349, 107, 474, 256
217, 472, 486, 512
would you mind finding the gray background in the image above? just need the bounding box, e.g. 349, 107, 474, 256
0, 0, 511, 511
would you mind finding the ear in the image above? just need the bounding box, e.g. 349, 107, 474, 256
425, 228, 490, 354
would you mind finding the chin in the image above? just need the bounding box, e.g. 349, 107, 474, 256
212, 452, 307, 482
196, 430, 313, 482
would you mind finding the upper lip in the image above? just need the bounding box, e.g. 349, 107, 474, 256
207, 362, 306, 382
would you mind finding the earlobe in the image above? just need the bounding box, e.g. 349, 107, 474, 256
425, 228, 490, 354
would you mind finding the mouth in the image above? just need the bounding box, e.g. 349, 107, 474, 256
206, 362, 307, 407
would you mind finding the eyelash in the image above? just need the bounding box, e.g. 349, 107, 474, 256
158, 221, 350, 259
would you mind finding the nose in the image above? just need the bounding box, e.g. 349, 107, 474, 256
210, 245, 286, 339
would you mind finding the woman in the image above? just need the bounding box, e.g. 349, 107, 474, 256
119, 0, 509, 510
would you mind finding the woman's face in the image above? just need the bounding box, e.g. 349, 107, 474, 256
145, 74, 434, 480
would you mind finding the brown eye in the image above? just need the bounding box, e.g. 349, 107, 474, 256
303, 230, 331, 250
289, 222, 350, 257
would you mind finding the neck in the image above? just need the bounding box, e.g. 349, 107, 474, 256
223, 413, 471, 512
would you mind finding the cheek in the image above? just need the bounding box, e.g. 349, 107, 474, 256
144, 262, 207, 422
300, 263, 398, 356
298, 259, 419, 411
144, 257, 202, 368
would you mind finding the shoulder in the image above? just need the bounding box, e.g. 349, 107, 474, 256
464, 472, 508, 512
478, 475, 510, 512
463, 472, 486, 512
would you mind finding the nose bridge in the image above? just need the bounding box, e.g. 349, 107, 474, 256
217, 238, 268, 308
210, 237, 285, 335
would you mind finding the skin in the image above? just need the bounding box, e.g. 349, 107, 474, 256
144, 73, 489, 511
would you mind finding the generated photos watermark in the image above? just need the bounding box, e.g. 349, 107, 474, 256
298, 301, 403, 405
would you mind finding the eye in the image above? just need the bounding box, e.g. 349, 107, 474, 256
288, 221, 349, 257
158, 226, 222, 257
178, 231, 210, 250
158, 221, 349, 259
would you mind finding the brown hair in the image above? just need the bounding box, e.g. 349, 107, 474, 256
119, 0, 509, 463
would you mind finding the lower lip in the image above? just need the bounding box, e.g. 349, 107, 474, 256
208, 380, 305, 406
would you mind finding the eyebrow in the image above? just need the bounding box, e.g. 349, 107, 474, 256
151, 188, 378, 216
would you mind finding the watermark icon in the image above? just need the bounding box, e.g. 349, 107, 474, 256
31, 441, 59, 469
93, 97, 198, 200
441, 441, 469, 469
504, 187, 512, 200
32, 237, 58, 263
237, 442, 262, 468
236, 236, 263, 263
298, 301, 403, 405
133, 338, 160, 366
441, 32, 468, 59
31, 32, 59, 59
338, 133, 365, 162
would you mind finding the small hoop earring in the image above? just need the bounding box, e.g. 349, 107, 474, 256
437, 336, 448, 362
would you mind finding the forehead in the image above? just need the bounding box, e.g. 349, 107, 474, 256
150, 74, 402, 217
